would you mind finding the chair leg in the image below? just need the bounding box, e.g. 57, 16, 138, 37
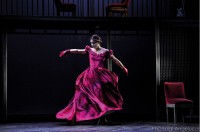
125, 12, 128, 17
109, 12, 112, 17
190, 106, 193, 123
122, 12, 128, 17
166, 107, 169, 122
106, 9, 112, 17
182, 114, 185, 123
173, 107, 176, 123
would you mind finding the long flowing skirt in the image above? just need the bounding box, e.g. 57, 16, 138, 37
56, 67, 123, 121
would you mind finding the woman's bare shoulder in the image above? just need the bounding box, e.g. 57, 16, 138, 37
101, 47, 109, 52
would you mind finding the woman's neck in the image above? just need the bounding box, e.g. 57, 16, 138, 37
95, 46, 101, 51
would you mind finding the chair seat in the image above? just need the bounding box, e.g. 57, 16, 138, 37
106, 4, 127, 13
106, 7, 127, 12
167, 98, 193, 104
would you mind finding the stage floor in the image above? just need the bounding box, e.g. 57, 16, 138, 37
0, 121, 199, 132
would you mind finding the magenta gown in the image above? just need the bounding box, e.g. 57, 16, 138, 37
56, 45, 123, 122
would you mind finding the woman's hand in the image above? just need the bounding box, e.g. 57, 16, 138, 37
122, 67, 128, 76
59, 50, 70, 58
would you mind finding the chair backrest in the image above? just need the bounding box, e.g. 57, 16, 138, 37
164, 82, 186, 100
121, 0, 131, 6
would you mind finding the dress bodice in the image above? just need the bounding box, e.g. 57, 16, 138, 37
85, 45, 113, 69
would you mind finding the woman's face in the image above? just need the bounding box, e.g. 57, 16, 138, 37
90, 39, 100, 49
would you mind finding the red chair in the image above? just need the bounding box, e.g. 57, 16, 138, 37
54, 0, 76, 16
106, 0, 130, 17
164, 82, 193, 123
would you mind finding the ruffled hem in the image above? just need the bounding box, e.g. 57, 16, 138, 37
56, 107, 122, 121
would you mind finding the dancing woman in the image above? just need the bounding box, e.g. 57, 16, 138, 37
56, 34, 128, 124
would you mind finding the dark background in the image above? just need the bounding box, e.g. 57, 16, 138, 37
0, 0, 199, 122
7, 34, 156, 119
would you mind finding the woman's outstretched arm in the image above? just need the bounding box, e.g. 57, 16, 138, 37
68, 49, 86, 54
110, 54, 128, 76
59, 49, 86, 57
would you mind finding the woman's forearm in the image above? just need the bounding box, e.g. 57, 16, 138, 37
111, 55, 128, 76
69, 49, 86, 54
112, 56, 125, 69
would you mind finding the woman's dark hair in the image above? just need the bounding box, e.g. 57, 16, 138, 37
90, 34, 102, 43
